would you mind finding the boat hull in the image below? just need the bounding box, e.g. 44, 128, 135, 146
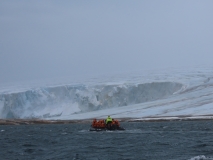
89, 127, 125, 131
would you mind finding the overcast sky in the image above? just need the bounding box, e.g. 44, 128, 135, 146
0, 1, 213, 84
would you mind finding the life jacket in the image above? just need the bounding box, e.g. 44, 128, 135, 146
100, 120, 105, 128
106, 117, 112, 124
115, 120, 120, 126
92, 119, 97, 127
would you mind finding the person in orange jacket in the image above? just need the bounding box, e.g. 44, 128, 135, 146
92, 119, 97, 127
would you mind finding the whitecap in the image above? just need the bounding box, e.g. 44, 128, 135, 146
189, 155, 213, 160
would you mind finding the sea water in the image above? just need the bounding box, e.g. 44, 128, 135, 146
1, 66, 213, 160
1, 121, 213, 160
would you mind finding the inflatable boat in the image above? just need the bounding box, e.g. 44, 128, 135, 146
89, 119, 125, 131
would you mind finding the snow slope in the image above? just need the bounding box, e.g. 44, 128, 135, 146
0, 66, 213, 120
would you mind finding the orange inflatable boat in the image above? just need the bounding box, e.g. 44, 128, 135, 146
90, 119, 125, 131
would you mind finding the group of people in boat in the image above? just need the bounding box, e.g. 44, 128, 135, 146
92, 116, 120, 129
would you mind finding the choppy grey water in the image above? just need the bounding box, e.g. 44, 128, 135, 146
1, 121, 213, 160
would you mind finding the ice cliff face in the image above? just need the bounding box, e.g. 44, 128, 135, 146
1, 66, 213, 120
0, 82, 182, 119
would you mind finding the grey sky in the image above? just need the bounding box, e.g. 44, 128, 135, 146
0, 1, 213, 83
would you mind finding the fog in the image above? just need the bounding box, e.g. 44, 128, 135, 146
0, 1, 213, 84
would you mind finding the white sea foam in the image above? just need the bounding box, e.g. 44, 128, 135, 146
189, 155, 213, 160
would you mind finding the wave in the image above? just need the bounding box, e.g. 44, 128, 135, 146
189, 155, 213, 160
0, 82, 182, 119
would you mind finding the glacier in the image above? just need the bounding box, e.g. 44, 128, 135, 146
0, 66, 213, 120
